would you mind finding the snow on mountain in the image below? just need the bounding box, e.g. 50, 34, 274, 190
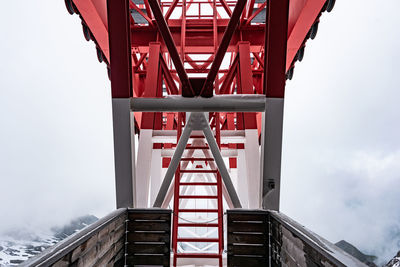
0, 216, 398, 267
0, 215, 97, 266
386, 251, 400, 267
335, 240, 378, 266
334, 240, 400, 267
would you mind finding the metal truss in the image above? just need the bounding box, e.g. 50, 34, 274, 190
65, 0, 336, 265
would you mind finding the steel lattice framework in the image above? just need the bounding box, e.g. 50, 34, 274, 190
64, 0, 335, 265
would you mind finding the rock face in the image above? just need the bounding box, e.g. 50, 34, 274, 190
335, 240, 378, 267
386, 251, 400, 267
0, 215, 98, 266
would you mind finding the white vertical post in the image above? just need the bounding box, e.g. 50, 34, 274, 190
135, 129, 153, 207
245, 129, 262, 208
111, 99, 135, 208
150, 148, 162, 206
237, 150, 249, 209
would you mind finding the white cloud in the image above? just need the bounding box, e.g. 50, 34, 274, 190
279, 0, 400, 263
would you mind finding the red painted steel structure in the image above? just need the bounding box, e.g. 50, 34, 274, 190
65, 0, 335, 132
65, 0, 335, 264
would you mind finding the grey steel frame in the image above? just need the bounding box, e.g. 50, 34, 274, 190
131, 94, 267, 112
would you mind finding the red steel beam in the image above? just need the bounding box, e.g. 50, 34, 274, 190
147, 0, 195, 96
246, 1, 267, 25
245, 0, 256, 20
143, 0, 153, 19
286, 0, 326, 71
252, 52, 264, 69
264, 0, 289, 98
133, 53, 147, 71
107, 0, 133, 98
73, 0, 110, 61
219, 54, 238, 94
219, 0, 232, 17
160, 55, 179, 95
165, 0, 180, 20
129, 2, 154, 26
141, 43, 162, 129
238, 42, 257, 129
200, 0, 247, 96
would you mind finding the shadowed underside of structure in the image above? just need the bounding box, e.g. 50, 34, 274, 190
24, 0, 368, 266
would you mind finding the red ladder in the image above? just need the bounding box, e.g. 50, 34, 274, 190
172, 114, 224, 267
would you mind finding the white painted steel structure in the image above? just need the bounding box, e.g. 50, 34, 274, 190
111, 95, 284, 265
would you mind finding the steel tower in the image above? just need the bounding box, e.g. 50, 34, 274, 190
63, 0, 336, 265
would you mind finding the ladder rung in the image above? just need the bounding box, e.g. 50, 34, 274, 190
178, 223, 219, 227
181, 158, 214, 161
179, 195, 218, 199
177, 238, 219, 242
185, 146, 210, 149
175, 253, 221, 258
189, 135, 205, 138
180, 182, 217, 186
180, 170, 217, 173
178, 209, 219, 213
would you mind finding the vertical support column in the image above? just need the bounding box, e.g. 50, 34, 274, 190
150, 148, 162, 205
236, 149, 249, 209
238, 42, 257, 129
141, 43, 161, 129
237, 42, 260, 208
244, 129, 261, 208
261, 0, 289, 210
107, 0, 132, 98
261, 100, 284, 210
136, 130, 153, 207
107, 0, 134, 208
112, 99, 135, 208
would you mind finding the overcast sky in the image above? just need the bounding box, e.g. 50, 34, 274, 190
0, 0, 399, 264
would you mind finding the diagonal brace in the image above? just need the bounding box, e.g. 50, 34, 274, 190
147, 0, 195, 96
200, 0, 247, 96
153, 112, 241, 208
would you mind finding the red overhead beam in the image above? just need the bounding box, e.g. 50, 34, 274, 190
286, 0, 326, 70
107, 0, 133, 98
264, 0, 290, 98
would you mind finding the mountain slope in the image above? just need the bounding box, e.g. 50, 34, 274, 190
0, 215, 98, 266
386, 251, 400, 267
335, 240, 378, 266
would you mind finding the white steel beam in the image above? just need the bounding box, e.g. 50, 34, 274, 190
153, 119, 193, 207
152, 135, 245, 144
135, 129, 153, 207
149, 148, 162, 206
236, 149, 249, 209
161, 149, 239, 158
245, 129, 262, 208
131, 95, 266, 112
153, 112, 241, 208
261, 98, 285, 210
111, 99, 136, 208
